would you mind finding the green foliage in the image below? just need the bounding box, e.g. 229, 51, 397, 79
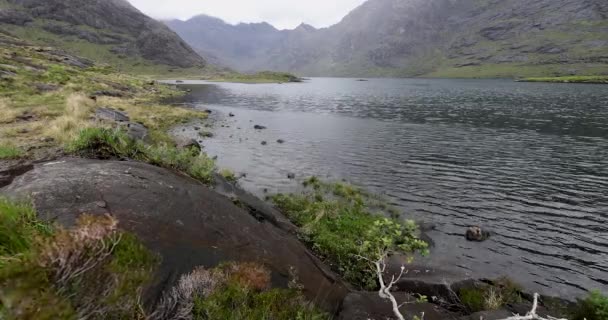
42, 65, 72, 85
219, 169, 237, 182
458, 278, 523, 313
0, 144, 23, 160
68, 127, 216, 185
571, 290, 608, 320
67, 127, 138, 159
272, 178, 428, 289
459, 288, 485, 313
0, 199, 157, 319
192, 281, 329, 320
0, 198, 52, 260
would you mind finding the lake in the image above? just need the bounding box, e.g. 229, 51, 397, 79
173, 78, 608, 299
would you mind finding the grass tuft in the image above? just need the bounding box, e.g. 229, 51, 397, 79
68, 127, 216, 185
0, 144, 24, 160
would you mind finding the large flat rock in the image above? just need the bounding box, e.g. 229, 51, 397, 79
0, 158, 349, 313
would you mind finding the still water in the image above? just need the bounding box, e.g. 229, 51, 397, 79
174, 78, 608, 299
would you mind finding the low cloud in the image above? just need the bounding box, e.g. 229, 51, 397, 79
127, 0, 367, 30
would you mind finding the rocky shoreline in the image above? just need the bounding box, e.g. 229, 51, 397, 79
0, 152, 576, 319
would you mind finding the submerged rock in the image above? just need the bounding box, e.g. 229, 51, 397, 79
465, 226, 491, 242
254, 125, 267, 130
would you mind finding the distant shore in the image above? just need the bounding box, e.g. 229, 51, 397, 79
517, 75, 608, 84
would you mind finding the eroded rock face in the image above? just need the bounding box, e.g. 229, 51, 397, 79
0, 158, 349, 313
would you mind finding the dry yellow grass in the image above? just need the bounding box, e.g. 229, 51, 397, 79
96, 96, 207, 130
45, 93, 96, 143
0, 99, 22, 124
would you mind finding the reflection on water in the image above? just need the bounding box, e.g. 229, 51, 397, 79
176, 78, 608, 299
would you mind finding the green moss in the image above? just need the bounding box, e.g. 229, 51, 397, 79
272, 178, 428, 289
571, 291, 608, 320
0, 144, 24, 159
192, 281, 329, 320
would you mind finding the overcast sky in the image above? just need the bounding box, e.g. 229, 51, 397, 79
127, 0, 368, 30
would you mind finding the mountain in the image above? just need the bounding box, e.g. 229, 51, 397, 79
167, 0, 608, 77
0, 0, 206, 71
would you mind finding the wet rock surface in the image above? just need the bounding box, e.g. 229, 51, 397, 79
338, 292, 453, 320
0, 158, 349, 313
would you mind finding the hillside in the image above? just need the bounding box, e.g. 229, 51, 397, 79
167, 0, 608, 78
0, 0, 206, 74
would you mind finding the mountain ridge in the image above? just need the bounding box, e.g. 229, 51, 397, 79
167, 0, 608, 77
0, 0, 206, 71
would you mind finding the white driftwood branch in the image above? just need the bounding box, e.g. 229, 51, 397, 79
370, 254, 425, 320
495, 293, 569, 320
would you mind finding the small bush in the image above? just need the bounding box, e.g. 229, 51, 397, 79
0, 144, 23, 160
42, 65, 71, 85
272, 179, 428, 289
152, 262, 326, 320
67, 127, 137, 158
571, 290, 608, 320
219, 169, 237, 182
459, 288, 486, 313
458, 278, 523, 313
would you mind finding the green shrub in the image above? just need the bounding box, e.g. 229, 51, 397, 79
272, 178, 428, 289
42, 65, 72, 85
457, 278, 523, 313
572, 290, 608, 320
0, 144, 23, 159
67, 127, 138, 158
459, 288, 485, 313
192, 281, 329, 320
219, 169, 237, 182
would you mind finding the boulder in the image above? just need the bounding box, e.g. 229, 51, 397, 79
386, 255, 477, 304
466, 226, 491, 242
175, 138, 201, 153
338, 292, 454, 320
0, 158, 349, 313
95, 107, 130, 122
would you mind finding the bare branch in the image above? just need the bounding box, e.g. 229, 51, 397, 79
495, 294, 568, 320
